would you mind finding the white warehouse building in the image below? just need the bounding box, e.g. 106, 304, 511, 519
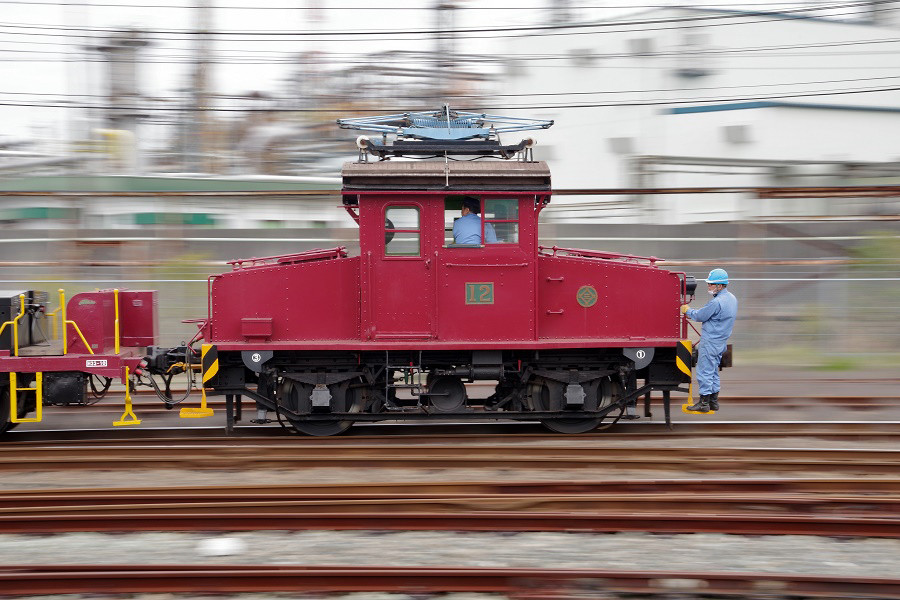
500, 5, 900, 223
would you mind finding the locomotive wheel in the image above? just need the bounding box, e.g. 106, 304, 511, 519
427, 376, 467, 412
281, 379, 361, 437
532, 377, 620, 434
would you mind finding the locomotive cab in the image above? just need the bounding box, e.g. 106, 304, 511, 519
343, 160, 549, 343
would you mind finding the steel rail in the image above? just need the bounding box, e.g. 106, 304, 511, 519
0, 444, 897, 472
5, 421, 900, 443
2, 476, 898, 499
1, 494, 897, 532
0, 565, 898, 597
0, 510, 898, 537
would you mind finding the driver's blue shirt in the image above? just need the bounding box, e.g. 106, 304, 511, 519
453, 213, 497, 244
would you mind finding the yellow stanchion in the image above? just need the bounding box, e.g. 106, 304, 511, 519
46, 307, 61, 340
59, 289, 67, 355
180, 386, 214, 418
9, 372, 42, 423
113, 366, 141, 426
58, 289, 95, 356
114, 288, 120, 355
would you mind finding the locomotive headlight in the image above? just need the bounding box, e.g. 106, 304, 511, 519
685, 276, 697, 297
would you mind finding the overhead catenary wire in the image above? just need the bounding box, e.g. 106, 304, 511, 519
0, 1, 872, 8
2, 83, 899, 110
3, 32, 898, 56
3, 40, 900, 61
0, 0, 891, 40
4, 75, 900, 101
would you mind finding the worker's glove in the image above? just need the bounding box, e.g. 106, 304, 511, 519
680, 304, 690, 314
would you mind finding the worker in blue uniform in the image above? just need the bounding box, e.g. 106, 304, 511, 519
680, 268, 738, 412
453, 197, 497, 245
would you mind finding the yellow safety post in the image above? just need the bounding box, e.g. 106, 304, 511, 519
46, 306, 61, 340
180, 343, 216, 418
180, 387, 214, 418
113, 366, 141, 426
59, 289, 68, 355
113, 288, 120, 354
9, 372, 42, 423
58, 288, 95, 356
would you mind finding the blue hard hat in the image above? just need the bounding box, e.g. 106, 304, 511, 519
704, 268, 729, 284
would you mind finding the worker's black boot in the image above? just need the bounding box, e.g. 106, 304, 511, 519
709, 392, 719, 411
686, 395, 711, 412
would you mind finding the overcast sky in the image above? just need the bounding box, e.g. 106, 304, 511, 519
0, 1, 879, 143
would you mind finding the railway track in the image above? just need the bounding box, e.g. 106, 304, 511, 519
0, 442, 898, 472
0, 476, 897, 536
5, 420, 900, 442
3, 476, 897, 497
1, 565, 898, 598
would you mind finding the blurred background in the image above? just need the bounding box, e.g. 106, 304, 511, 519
0, 0, 898, 369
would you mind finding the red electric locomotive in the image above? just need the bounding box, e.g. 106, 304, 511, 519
146, 108, 698, 435
0, 108, 698, 436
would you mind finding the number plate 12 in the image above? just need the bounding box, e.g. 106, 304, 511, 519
465, 282, 494, 305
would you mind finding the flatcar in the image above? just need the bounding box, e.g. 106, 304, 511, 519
0, 108, 703, 436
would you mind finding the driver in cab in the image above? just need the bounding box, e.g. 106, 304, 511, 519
453, 196, 497, 245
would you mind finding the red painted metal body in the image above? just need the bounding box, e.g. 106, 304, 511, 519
0, 289, 154, 381
67, 290, 158, 354
205, 165, 687, 352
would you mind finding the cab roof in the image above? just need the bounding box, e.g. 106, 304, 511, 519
341, 160, 551, 191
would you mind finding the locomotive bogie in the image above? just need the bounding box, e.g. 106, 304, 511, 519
208, 346, 687, 435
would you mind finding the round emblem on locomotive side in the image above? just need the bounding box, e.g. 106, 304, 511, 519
576, 285, 598, 307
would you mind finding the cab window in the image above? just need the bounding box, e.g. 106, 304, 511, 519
484, 198, 518, 244
444, 196, 518, 247
384, 205, 420, 256
444, 196, 467, 246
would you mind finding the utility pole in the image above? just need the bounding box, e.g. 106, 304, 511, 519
189, 0, 213, 173
434, 1, 458, 99
549, 0, 575, 25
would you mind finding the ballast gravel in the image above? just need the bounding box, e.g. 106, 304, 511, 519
1, 530, 897, 576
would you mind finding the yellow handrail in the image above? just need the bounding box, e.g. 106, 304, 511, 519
69, 322, 95, 355
58, 288, 95, 356
114, 288, 120, 354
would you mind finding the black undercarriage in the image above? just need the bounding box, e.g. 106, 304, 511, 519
196, 348, 688, 436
